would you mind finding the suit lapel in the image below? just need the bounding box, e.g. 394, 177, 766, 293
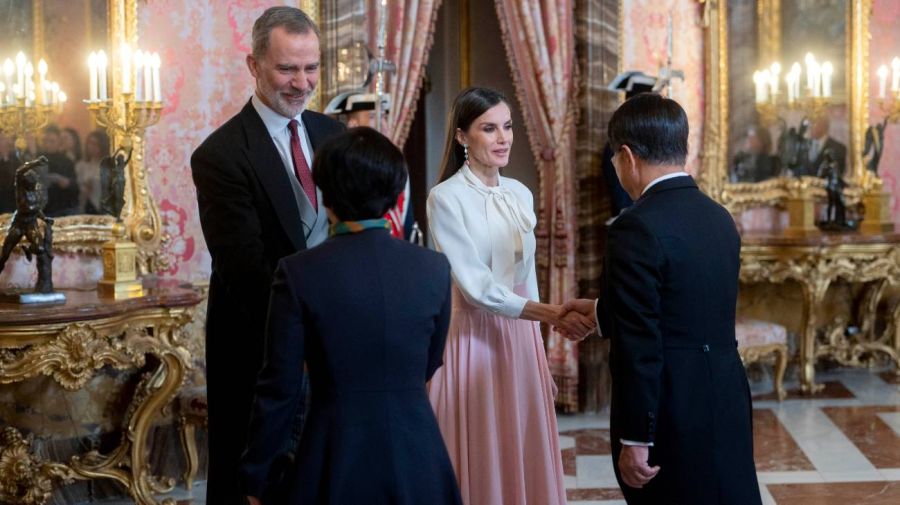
239, 101, 307, 251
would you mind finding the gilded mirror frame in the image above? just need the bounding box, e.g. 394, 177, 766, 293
698, 0, 877, 212
0, 0, 162, 272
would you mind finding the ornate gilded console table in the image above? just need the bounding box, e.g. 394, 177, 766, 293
740, 231, 900, 394
0, 284, 201, 505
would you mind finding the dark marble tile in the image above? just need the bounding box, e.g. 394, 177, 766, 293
822, 405, 900, 468
768, 481, 900, 505
879, 371, 900, 385
753, 380, 855, 401
752, 409, 814, 471
566, 487, 624, 500
562, 447, 576, 476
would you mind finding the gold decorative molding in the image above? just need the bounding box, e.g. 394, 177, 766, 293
0, 0, 165, 272
0, 428, 76, 505
699, 0, 878, 212
741, 236, 900, 393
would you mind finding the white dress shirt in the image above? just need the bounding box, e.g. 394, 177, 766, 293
427, 164, 539, 318
251, 94, 328, 247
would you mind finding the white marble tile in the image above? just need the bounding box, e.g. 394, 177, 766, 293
559, 434, 576, 451
818, 470, 890, 482
575, 454, 620, 489
756, 471, 824, 484
878, 468, 900, 480
564, 474, 578, 489
760, 482, 777, 505
772, 403, 875, 474
557, 412, 610, 431
877, 412, 900, 438
834, 368, 900, 405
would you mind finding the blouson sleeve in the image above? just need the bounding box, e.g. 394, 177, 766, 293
427, 188, 529, 318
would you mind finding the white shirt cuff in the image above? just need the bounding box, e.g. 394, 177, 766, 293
620, 439, 654, 447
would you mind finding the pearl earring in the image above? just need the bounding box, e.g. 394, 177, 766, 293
463, 144, 469, 165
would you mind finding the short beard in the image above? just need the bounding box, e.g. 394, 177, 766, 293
257, 79, 314, 118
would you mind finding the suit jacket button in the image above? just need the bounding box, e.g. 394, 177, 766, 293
702, 344, 710, 352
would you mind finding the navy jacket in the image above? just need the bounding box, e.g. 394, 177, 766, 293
240, 228, 462, 505
597, 176, 761, 505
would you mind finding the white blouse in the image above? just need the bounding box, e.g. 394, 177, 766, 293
427, 164, 539, 318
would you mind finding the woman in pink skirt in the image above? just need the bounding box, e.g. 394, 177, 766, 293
426, 87, 592, 505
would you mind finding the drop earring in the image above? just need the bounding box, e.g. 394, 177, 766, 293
463, 144, 469, 165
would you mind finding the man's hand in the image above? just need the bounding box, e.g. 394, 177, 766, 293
555, 298, 597, 341
246, 496, 262, 505
618, 445, 660, 489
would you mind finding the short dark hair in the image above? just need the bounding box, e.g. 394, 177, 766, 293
252, 6, 319, 59
313, 127, 408, 221
608, 93, 688, 166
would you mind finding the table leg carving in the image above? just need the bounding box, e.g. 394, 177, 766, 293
798, 277, 829, 394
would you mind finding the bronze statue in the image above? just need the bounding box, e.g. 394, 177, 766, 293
100, 147, 130, 219
863, 119, 887, 176
0, 156, 56, 293
816, 152, 856, 232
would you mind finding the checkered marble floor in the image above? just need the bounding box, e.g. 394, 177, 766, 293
562, 367, 900, 505
84, 367, 900, 505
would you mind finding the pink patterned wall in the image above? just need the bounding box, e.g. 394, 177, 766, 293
869, 0, 900, 228
139, 0, 294, 281
622, 0, 705, 175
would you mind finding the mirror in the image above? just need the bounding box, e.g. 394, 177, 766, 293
0, 0, 163, 270
727, 0, 848, 185
320, 0, 370, 105
0, 0, 110, 218
700, 0, 873, 212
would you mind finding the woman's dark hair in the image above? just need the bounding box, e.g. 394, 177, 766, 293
62, 127, 82, 161
607, 93, 689, 166
85, 130, 110, 162
438, 87, 509, 183
312, 127, 408, 221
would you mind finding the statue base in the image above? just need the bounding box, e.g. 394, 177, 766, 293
98, 279, 144, 300
0, 290, 66, 305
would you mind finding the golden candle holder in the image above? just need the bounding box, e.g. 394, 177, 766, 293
0, 97, 58, 153
878, 96, 900, 124
85, 93, 162, 148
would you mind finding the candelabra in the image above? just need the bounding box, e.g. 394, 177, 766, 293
0, 98, 58, 153
85, 95, 162, 149
756, 95, 834, 127
878, 95, 900, 124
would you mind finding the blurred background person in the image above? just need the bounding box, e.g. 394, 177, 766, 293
61, 127, 82, 164
39, 125, 80, 216
76, 130, 109, 214
732, 125, 779, 182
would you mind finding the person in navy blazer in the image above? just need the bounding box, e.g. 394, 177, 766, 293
561, 94, 761, 505
240, 128, 462, 505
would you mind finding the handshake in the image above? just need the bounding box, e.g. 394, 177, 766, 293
551, 298, 598, 342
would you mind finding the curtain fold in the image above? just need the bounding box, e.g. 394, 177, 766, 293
494, 0, 580, 412
374, 0, 442, 147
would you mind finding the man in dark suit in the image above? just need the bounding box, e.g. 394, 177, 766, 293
802, 115, 847, 178
561, 94, 761, 504
190, 6, 343, 504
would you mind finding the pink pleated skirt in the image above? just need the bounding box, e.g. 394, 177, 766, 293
428, 286, 567, 505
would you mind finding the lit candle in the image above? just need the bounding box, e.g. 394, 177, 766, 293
753, 71, 762, 103
877, 64, 889, 99
0, 82, 5, 106
143, 53, 152, 103
58, 91, 67, 111
151, 53, 161, 103
37, 59, 47, 105
785, 73, 794, 103
769, 62, 781, 99
821, 61, 833, 98
51, 82, 59, 105
134, 50, 144, 101
3, 59, 13, 101
121, 43, 131, 94
892, 57, 900, 92
24, 62, 33, 105
15, 52, 26, 98
98, 50, 108, 100
804, 53, 816, 92
791, 62, 802, 100
810, 61, 821, 97
88, 52, 98, 101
